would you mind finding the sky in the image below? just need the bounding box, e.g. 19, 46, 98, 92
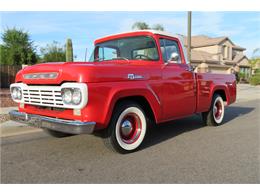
0, 11, 259, 61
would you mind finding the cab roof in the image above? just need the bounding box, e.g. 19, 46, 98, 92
95, 30, 180, 44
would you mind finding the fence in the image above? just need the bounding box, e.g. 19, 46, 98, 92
0, 65, 22, 88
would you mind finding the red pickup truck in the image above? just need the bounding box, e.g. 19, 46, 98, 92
10, 30, 236, 153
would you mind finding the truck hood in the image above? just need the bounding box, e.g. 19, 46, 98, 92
16, 61, 160, 85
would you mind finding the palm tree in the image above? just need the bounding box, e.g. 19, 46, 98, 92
250, 48, 260, 67
132, 22, 165, 31
132, 22, 150, 30
152, 24, 164, 31
249, 48, 260, 76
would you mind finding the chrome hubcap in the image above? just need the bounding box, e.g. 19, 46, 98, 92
121, 120, 133, 136
214, 100, 223, 120
119, 114, 142, 144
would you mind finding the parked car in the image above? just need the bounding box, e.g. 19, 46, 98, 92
9, 30, 236, 153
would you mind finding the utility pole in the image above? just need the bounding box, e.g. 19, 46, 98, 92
187, 11, 192, 64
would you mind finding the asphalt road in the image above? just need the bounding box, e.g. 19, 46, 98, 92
1, 97, 259, 184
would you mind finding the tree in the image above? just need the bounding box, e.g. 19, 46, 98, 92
248, 48, 260, 78
152, 24, 165, 31
249, 48, 260, 68
132, 21, 165, 31
252, 48, 260, 57
0, 28, 37, 65
40, 41, 66, 62
132, 22, 150, 30
66, 38, 73, 62
0, 45, 8, 65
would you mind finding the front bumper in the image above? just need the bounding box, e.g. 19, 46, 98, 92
9, 110, 96, 134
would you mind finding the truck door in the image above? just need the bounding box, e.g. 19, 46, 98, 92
160, 37, 196, 120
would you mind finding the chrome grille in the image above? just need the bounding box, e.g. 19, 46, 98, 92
22, 86, 64, 108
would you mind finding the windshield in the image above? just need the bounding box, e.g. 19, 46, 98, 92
89, 36, 159, 62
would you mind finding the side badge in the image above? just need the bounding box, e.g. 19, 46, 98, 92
127, 74, 144, 80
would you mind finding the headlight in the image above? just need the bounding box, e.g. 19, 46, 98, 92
11, 87, 22, 100
62, 88, 82, 105
62, 89, 73, 104
60, 83, 87, 109
72, 89, 82, 105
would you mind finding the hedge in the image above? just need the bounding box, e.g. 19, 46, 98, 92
249, 70, 260, 86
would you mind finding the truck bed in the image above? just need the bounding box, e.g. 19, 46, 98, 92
196, 72, 236, 113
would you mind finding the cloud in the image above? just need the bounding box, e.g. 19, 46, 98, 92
192, 12, 246, 37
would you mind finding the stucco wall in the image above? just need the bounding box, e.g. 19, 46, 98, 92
210, 68, 230, 74
193, 45, 220, 55
238, 58, 250, 67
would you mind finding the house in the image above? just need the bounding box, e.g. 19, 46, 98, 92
182, 35, 250, 76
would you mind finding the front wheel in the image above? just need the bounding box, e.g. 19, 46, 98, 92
202, 94, 225, 126
103, 101, 147, 153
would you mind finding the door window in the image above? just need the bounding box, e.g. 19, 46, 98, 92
98, 47, 118, 61
160, 38, 181, 63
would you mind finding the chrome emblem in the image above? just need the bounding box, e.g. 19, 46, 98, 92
23, 72, 58, 79
127, 74, 144, 80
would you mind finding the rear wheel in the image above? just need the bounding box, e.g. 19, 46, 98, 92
43, 128, 73, 138
202, 94, 225, 126
103, 101, 147, 153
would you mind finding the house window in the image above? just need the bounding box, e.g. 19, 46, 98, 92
222, 45, 226, 59
223, 45, 229, 59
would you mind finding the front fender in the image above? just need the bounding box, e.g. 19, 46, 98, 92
107, 85, 161, 124
82, 81, 162, 129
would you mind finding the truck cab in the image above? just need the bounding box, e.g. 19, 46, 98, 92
9, 30, 236, 153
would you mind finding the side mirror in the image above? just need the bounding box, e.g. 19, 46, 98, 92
169, 52, 179, 63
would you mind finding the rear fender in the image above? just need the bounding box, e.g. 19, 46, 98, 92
211, 85, 230, 105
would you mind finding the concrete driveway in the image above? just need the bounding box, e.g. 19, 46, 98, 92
1, 84, 259, 183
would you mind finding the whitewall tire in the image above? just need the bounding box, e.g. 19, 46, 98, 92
212, 96, 225, 124
202, 94, 225, 126
103, 101, 147, 153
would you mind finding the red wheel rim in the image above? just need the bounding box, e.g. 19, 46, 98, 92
214, 100, 223, 120
119, 113, 142, 144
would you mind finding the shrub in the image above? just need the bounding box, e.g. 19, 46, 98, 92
40, 41, 66, 62
254, 69, 260, 74
249, 70, 260, 85
238, 72, 246, 79
237, 72, 249, 83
